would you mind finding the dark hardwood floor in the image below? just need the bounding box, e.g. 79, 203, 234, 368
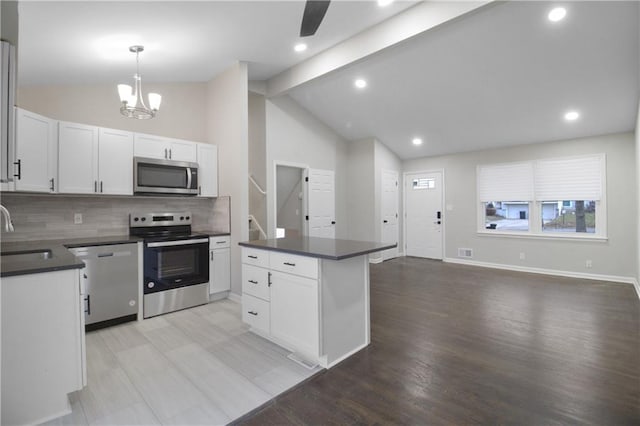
239, 257, 640, 425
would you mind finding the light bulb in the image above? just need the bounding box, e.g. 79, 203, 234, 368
148, 93, 162, 111
117, 84, 132, 103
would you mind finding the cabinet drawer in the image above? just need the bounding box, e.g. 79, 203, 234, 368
242, 264, 270, 301
269, 251, 318, 279
242, 247, 269, 268
242, 294, 270, 333
209, 236, 230, 249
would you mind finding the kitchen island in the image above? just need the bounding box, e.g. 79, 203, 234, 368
238, 237, 395, 368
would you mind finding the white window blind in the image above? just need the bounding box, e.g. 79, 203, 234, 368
534, 155, 604, 201
477, 162, 534, 202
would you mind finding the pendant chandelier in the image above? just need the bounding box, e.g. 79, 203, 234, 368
117, 45, 161, 119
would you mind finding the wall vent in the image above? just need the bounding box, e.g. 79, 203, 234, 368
458, 248, 473, 258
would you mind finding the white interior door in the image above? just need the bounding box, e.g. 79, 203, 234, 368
405, 171, 443, 259
305, 168, 335, 238
381, 170, 399, 260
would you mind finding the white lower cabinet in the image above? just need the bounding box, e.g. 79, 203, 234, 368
1, 268, 86, 425
209, 236, 231, 295
241, 248, 320, 361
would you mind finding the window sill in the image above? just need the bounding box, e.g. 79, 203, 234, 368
477, 230, 608, 242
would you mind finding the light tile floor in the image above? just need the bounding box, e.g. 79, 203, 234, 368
43, 299, 320, 426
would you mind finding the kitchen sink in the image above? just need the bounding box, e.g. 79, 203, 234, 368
1, 249, 53, 262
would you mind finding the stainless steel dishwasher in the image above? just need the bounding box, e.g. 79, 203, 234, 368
69, 243, 139, 330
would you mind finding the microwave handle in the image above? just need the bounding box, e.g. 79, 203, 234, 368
186, 167, 192, 189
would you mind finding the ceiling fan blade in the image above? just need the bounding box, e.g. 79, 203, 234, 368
300, 0, 331, 37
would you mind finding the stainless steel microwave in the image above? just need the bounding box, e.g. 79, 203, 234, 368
134, 157, 198, 195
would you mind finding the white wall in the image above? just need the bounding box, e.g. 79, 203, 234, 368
346, 138, 375, 242
404, 132, 636, 280
206, 62, 249, 296
17, 83, 208, 142
265, 95, 348, 239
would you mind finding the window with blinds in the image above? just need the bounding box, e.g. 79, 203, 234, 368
477, 154, 606, 237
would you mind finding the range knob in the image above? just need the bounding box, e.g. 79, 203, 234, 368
134, 217, 139, 222
180, 216, 184, 221
141, 217, 146, 222
186, 216, 190, 220
147, 282, 155, 289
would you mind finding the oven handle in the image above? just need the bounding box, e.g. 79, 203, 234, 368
147, 238, 209, 248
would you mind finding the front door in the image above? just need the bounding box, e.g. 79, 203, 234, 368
405, 171, 443, 259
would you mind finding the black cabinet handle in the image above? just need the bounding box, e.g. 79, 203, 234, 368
94, 181, 97, 193
248, 255, 258, 259
50, 178, 55, 192
216, 241, 227, 244
331, 221, 336, 225
198, 186, 202, 195
85, 294, 91, 315
268, 272, 272, 287
100, 181, 103, 193
383, 220, 388, 223
13, 159, 21, 180
248, 311, 258, 316
283, 262, 296, 267
248, 279, 258, 284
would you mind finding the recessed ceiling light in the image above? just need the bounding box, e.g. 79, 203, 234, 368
294, 43, 307, 53
548, 7, 567, 22
378, 0, 394, 6
412, 138, 423, 146
564, 110, 580, 121
354, 79, 367, 89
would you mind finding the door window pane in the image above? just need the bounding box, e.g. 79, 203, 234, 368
413, 178, 435, 189
484, 201, 529, 231
542, 200, 596, 233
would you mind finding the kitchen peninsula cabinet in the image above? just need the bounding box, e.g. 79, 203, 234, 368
134, 132, 197, 162
1, 268, 86, 425
239, 237, 395, 368
58, 122, 134, 195
13, 107, 58, 192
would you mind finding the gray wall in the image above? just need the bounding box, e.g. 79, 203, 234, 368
404, 132, 636, 280
248, 92, 267, 235
0, 194, 230, 242
206, 62, 249, 297
276, 165, 303, 235
636, 101, 640, 293
265, 95, 348, 239
346, 139, 375, 242
17, 83, 208, 143
373, 139, 403, 259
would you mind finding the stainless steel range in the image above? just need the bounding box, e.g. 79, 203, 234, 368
130, 211, 209, 318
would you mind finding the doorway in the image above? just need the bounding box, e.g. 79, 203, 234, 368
381, 170, 399, 260
404, 170, 444, 259
275, 165, 305, 238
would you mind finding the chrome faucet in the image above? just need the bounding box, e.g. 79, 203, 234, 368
0, 204, 15, 232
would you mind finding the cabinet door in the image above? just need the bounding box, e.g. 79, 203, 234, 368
169, 139, 197, 162
210, 248, 231, 294
197, 143, 218, 197
133, 133, 169, 159
98, 128, 133, 195
14, 108, 57, 192
58, 122, 98, 194
270, 271, 319, 358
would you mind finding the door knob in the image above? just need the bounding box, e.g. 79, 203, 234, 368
383, 220, 388, 223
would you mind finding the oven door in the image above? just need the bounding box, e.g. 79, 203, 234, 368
144, 238, 209, 294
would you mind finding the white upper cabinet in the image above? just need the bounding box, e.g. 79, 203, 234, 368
59, 122, 134, 195
98, 128, 133, 195
197, 143, 218, 197
14, 108, 58, 193
58, 121, 98, 194
134, 133, 197, 162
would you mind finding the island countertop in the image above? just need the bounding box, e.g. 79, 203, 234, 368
238, 237, 396, 261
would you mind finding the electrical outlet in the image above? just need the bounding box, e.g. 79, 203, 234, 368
74, 213, 83, 224
519, 252, 525, 260
586, 260, 593, 268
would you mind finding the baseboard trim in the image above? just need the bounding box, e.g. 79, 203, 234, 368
443, 257, 637, 286
227, 292, 242, 303
369, 257, 383, 264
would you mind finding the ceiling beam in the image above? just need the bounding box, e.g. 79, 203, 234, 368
266, 0, 494, 97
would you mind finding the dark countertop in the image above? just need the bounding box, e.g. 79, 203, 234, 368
193, 230, 231, 238
1, 235, 143, 278
238, 237, 396, 261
